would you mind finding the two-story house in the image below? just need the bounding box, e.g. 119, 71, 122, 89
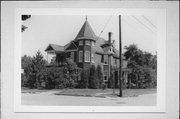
45, 18, 130, 86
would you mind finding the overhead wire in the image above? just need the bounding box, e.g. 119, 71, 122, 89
142, 16, 157, 29
96, 16, 112, 41
132, 16, 156, 35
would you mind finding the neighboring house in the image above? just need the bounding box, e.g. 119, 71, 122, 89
45, 18, 130, 85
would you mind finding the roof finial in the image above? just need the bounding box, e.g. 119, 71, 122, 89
85, 15, 87, 21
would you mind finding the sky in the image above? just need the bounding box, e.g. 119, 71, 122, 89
22, 15, 157, 59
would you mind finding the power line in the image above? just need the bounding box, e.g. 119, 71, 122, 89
97, 16, 112, 40
132, 16, 156, 35
142, 16, 157, 29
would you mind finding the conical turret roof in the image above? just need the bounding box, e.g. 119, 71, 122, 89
75, 19, 96, 41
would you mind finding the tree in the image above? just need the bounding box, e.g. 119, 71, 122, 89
63, 59, 80, 88
21, 55, 33, 86
25, 50, 46, 88
88, 65, 98, 89
124, 44, 157, 88
96, 64, 103, 88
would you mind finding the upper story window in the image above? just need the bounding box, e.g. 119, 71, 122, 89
114, 58, 117, 66
104, 55, 108, 64
79, 40, 83, 46
70, 52, 74, 61
92, 41, 95, 46
85, 40, 90, 46
101, 55, 104, 63
84, 51, 90, 62
91, 53, 94, 63
79, 51, 83, 62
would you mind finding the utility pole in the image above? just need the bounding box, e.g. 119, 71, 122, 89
119, 15, 123, 97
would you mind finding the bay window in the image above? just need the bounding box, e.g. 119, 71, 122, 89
79, 51, 83, 62
84, 51, 90, 62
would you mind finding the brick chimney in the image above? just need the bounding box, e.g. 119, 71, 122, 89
108, 32, 113, 43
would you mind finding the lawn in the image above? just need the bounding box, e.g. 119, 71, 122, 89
22, 87, 156, 98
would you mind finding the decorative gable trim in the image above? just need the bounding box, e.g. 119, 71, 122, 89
65, 41, 78, 51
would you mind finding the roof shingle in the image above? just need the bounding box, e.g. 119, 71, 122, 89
75, 20, 96, 41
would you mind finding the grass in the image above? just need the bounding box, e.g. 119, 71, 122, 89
54, 88, 156, 98
22, 87, 156, 98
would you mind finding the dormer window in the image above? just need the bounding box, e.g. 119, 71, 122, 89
85, 40, 90, 46
79, 40, 83, 46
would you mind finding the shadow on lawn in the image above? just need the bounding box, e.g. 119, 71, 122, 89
53, 88, 156, 98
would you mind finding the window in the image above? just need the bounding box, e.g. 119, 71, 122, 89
91, 53, 94, 63
85, 40, 90, 46
79, 40, 83, 46
101, 55, 104, 63
70, 52, 74, 61
79, 51, 83, 62
104, 71, 108, 81
114, 59, 117, 66
84, 51, 90, 62
92, 41, 95, 46
104, 55, 108, 64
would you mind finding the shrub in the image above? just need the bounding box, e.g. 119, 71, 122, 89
129, 67, 157, 89
88, 65, 99, 89
62, 59, 80, 88
108, 72, 114, 88
101, 83, 107, 90
96, 64, 103, 88
78, 69, 89, 88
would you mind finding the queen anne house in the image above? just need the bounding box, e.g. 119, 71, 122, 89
45, 18, 130, 86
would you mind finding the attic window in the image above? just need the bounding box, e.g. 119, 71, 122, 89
79, 40, 83, 46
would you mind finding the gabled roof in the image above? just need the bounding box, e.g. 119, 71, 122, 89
75, 20, 96, 41
45, 44, 64, 52
64, 41, 78, 51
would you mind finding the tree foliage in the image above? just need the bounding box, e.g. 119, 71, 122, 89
96, 64, 104, 88
62, 59, 80, 88
78, 69, 89, 88
124, 44, 157, 88
88, 65, 99, 89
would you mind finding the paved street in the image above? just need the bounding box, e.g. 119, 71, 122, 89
22, 90, 156, 106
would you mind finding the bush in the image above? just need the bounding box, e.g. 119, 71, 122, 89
78, 69, 89, 88
129, 67, 157, 89
101, 83, 107, 90
88, 65, 99, 89
96, 64, 103, 88
108, 72, 114, 88
63, 59, 80, 88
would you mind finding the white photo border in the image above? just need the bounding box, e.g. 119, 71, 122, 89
14, 8, 166, 113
